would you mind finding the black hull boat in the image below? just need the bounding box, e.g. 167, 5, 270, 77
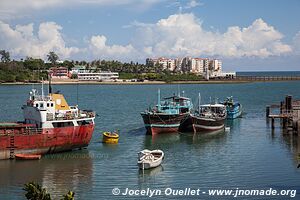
141, 112, 190, 135
191, 114, 226, 133
141, 90, 193, 135
179, 95, 227, 134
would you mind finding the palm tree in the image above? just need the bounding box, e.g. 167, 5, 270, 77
47, 51, 59, 65
0, 50, 10, 63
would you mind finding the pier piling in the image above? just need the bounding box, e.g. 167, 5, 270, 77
266, 95, 300, 135
271, 118, 275, 129
266, 106, 270, 118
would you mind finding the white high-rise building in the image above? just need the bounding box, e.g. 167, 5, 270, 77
209, 59, 222, 78
146, 58, 176, 71
145, 57, 226, 79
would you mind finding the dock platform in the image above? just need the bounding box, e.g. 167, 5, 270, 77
266, 95, 300, 134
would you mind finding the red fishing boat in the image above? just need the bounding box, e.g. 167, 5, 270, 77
0, 83, 95, 160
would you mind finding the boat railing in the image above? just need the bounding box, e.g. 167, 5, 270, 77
25, 127, 43, 135
47, 110, 96, 121
32, 95, 52, 101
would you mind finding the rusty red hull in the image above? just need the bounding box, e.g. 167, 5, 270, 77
0, 123, 95, 160
145, 126, 179, 135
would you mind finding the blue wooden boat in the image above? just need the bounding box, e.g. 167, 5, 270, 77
141, 90, 193, 135
222, 97, 242, 119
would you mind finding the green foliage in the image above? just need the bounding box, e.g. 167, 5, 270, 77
119, 72, 138, 79
61, 191, 75, 200
24, 57, 45, 70
23, 182, 51, 200
71, 74, 78, 79
0, 50, 10, 63
0, 49, 203, 83
62, 60, 75, 71
47, 51, 59, 65
160, 73, 203, 82
16, 73, 27, 82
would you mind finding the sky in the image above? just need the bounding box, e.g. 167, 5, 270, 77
0, 0, 300, 71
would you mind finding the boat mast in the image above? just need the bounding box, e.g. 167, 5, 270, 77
41, 77, 44, 100
48, 74, 52, 94
157, 89, 161, 111
198, 92, 201, 112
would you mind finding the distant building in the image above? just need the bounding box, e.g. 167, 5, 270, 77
146, 57, 176, 71
70, 65, 86, 74
77, 70, 119, 81
145, 57, 233, 80
209, 59, 222, 78
219, 72, 236, 79
49, 67, 69, 78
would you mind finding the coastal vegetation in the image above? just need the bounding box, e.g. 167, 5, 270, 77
0, 50, 205, 83
23, 182, 75, 200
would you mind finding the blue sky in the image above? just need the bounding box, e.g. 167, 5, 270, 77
0, 0, 300, 71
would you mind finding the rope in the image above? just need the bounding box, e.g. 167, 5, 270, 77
153, 111, 191, 134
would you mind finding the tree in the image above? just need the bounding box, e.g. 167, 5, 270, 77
0, 50, 10, 63
23, 182, 51, 200
24, 57, 45, 70
47, 51, 59, 65
62, 60, 74, 71
61, 191, 75, 200
23, 182, 75, 200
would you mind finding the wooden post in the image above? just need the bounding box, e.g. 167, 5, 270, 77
282, 118, 287, 129
280, 101, 283, 114
266, 106, 270, 118
286, 95, 292, 111
271, 117, 275, 129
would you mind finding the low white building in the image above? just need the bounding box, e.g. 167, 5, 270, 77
77, 71, 119, 81
219, 72, 236, 79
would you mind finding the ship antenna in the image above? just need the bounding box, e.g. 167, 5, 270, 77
177, 84, 180, 97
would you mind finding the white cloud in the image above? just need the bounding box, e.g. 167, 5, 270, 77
0, 21, 80, 59
132, 13, 292, 58
89, 35, 135, 60
0, 0, 160, 19
293, 31, 300, 55
184, 0, 203, 9
0, 13, 297, 62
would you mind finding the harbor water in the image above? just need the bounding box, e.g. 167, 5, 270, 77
0, 81, 300, 199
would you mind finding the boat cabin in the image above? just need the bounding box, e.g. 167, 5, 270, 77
22, 89, 95, 128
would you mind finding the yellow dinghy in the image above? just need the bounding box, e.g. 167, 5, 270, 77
102, 131, 119, 144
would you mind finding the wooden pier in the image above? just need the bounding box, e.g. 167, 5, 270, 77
266, 95, 300, 134
237, 76, 300, 81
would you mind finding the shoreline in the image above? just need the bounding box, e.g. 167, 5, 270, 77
1, 78, 300, 85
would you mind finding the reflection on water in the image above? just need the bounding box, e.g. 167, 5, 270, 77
138, 165, 164, 184
281, 134, 300, 167
1, 82, 300, 199
0, 150, 93, 199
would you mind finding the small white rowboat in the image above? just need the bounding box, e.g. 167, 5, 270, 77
138, 149, 164, 170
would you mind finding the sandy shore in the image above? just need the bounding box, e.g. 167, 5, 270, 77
1, 78, 299, 85
0, 80, 251, 85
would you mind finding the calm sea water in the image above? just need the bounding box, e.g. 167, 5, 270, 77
1, 81, 300, 199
